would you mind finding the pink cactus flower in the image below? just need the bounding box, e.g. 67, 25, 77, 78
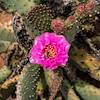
29, 32, 70, 70
51, 18, 64, 33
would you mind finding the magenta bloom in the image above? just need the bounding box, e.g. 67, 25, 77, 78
29, 32, 70, 70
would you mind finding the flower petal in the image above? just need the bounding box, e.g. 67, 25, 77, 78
29, 32, 70, 70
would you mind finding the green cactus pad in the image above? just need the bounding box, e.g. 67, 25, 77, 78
75, 80, 100, 100
67, 88, 80, 100
26, 4, 55, 34
0, 66, 12, 83
1, 0, 36, 14
64, 24, 81, 43
0, 40, 10, 53
16, 64, 41, 100
0, 28, 15, 42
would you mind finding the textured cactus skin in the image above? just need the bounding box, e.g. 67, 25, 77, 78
78, 0, 88, 3
12, 13, 42, 100
0, 41, 10, 53
63, 24, 81, 43
0, 0, 100, 99
16, 64, 41, 100
70, 45, 100, 81
61, 79, 80, 100
0, 29, 15, 43
44, 0, 72, 16
5, 43, 26, 75
1, 0, 36, 14
48, 71, 63, 100
0, 66, 12, 83
67, 88, 80, 100
0, 84, 16, 100
75, 80, 100, 100
13, 13, 33, 50
0, 28, 15, 53
26, 4, 55, 34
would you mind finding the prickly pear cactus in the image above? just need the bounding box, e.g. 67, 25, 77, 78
0, 0, 100, 100
75, 80, 100, 100
16, 64, 41, 100
13, 13, 34, 50
26, 4, 55, 35
1, 0, 36, 14
0, 40, 11, 53
0, 66, 11, 83
70, 45, 100, 81
67, 88, 80, 100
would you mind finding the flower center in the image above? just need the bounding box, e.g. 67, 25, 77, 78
42, 43, 57, 59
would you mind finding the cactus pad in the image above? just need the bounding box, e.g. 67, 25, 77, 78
0, 66, 12, 83
16, 64, 41, 100
1, 0, 36, 14
26, 4, 55, 34
75, 80, 100, 100
70, 45, 100, 81
13, 13, 33, 50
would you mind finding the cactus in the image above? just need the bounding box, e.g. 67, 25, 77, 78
0, 75, 19, 89
13, 13, 34, 50
61, 78, 80, 100
0, 0, 100, 99
75, 80, 100, 100
70, 45, 100, 81
67, 88, 80, 100
13, 12, 42, 100
78, 0, 88, 3
0, 41, 11, 53
63, 24, 81, 42
16, 64, 41, 100
48, 71, 63, 100
92, 2, 100, 14
26, 4, 55, 34
5, 42, 25, 72
44, 0, 73, 16
1, 0, 36, 15
36, 80, 44, 97
85, 38, 100, 59
0, 84, 16, 100
0, 66, 12, 83
0, 29, 15, 43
